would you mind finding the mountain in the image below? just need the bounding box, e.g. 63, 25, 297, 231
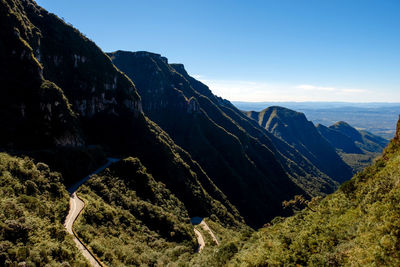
4, 0, 395, 265
108, 50, 307, 227
246, 106, 353, 183
229, 115, 400, 266
317, 123, 363, 154
317, 121, 389, 172
329, 121, 388, 152
170, 63, 340, 195
0, 0, 245, 240
108, 50, 348, 226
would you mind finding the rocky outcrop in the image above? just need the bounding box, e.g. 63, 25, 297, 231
0, 0, 145, 150
187, 97, 200, 114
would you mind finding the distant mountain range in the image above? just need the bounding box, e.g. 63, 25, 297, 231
245, 107, 353, 183
245, 106, 387, 176
234, 101, 400, 139
317, 121, 388, 172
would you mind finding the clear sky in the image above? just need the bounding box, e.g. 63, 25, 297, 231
36, 0, 400, 102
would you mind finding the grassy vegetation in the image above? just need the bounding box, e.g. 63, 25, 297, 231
73, 157, 254, 266
339, 151, 380, 173
189, 219, 252, 266
0, 153, 87, 266
74, 157, 198, 266
228, 129, 400, 266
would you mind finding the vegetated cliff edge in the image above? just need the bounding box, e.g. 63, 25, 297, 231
0, 0, 244, 237
229, 115, 400, 266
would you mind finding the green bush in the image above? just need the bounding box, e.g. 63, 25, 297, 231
0, 153, 87, 266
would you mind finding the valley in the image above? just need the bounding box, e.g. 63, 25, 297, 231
0, 0, 399, 266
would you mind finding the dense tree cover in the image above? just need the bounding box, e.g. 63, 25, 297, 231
74, 157, 249, 266
0, 153, 87, 266
74, 157, 194, 265
228, 121, 400, 266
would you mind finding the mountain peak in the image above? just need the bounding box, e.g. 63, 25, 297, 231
109, 50, 168, 64
333, 121, 352, 128
170, 63, 188, 76
329, 121, 362, 142
262, 106, 306, 118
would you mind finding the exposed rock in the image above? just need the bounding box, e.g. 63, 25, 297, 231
187, 97, 200, 114
54, 132, 84, 147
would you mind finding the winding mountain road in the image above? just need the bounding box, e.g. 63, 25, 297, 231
64, 158, 217, 265
64, 158, 119, 267
194, 228, 205, 252
191, 217, 219, 252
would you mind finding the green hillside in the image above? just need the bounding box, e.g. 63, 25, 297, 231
229, 116, 400, 266
0, 153, 88, 266
74, 157, 197, 266
329, 121, 388, 153
317, 121, 388, 172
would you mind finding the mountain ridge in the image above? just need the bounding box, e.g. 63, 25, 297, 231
317, 120, 388, 172
109, 50, 307, 227
245, 106, 353, 183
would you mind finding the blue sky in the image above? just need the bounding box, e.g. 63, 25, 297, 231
36, 0, 400, 102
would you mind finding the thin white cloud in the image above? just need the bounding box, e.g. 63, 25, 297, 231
192, 78, 392, 102
297, 85, 336, 91
340, 88, 367, 93
296, 84, 367, 93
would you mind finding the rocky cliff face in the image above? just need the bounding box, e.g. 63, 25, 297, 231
0, 0, 144, 148
28, 2, 142, 118
0, 0, 243, 230
0, 0, 83, 147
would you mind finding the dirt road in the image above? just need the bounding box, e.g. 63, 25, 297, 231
191, 217, 219, 252
64, 158, 119, 266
